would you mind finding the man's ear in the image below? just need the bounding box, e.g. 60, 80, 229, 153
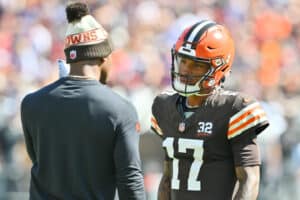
99, 55, 112, 84
102, 55, 112, 65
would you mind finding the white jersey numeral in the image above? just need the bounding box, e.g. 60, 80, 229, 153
162, 138, 180, 189
162, 137, 204, 191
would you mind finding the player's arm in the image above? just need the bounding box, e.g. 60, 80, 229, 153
152, 95, 171, 199
158, 160, 171, 200
231, 135, 261, 200
233, 166, 260, 200
229, 98, 269, 200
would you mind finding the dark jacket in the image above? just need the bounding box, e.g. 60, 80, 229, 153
21, 77, 145, 200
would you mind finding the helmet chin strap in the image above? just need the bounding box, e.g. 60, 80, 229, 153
177, 90, 212, 97
194, 91, 213, 96
173, 79, 214, 97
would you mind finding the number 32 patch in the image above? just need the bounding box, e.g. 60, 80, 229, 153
197, 122, 213, 134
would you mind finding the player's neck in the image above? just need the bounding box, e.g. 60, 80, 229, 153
69, 64, 101, 80
186, 95, 208, 107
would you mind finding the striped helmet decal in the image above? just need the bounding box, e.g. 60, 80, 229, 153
183, 20, 216, 49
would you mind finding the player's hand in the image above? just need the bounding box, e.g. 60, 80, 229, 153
57, 59, 70, 78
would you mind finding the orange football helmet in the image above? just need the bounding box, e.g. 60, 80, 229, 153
171, 20, 235, 96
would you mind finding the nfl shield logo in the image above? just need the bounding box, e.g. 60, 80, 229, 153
70, 50, 77, 60
178, 122, 185, 132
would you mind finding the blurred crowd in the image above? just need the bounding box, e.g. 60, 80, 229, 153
0, 0, 300, 199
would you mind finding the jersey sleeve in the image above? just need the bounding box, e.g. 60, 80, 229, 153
150, 96, 164, 137
230, 131, 261, 166
227, 95, 269, 140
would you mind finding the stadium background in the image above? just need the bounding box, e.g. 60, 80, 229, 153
0, 0, 300, 199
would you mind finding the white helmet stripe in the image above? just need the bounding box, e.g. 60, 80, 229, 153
187, 20, 214, 43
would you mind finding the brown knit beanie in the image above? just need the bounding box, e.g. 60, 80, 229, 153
64, 2, 112, 63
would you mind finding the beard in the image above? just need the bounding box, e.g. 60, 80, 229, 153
99, 69, 108, 84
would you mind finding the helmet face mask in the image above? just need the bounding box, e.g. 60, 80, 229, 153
171, 20, 235, 96
172, 51, 214, 96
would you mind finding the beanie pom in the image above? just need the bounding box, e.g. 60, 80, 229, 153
66, 2, 89, 23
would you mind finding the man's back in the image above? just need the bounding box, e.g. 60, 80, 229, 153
21, 77, 144, 200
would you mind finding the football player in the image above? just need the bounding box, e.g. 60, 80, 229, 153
151, 20, 269, 200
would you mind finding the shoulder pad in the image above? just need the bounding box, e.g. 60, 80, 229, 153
151, 91, 178, 137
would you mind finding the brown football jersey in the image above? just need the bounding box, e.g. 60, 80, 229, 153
151, 89, 269, 200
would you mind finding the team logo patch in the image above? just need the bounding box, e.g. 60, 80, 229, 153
207, 79, 215, 86
178, 122, 186, 132
135, 122, 141, 133
70, 50, 77, 60
243, 97, 251, 103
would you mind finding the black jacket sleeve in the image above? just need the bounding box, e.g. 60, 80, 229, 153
114, 105, 146, 200
20, 95, 36, 163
